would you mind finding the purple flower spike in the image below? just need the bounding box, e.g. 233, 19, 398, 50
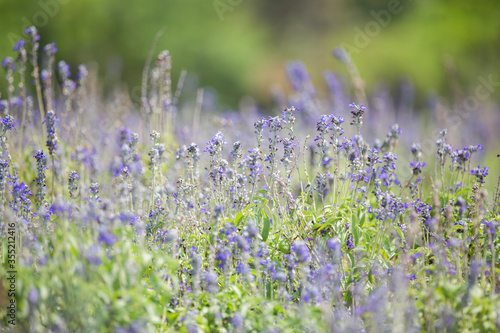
470, 165, 490, 184
292, 241, 310, 263
2, 57, 16, 70
1, 115, 16, 131
24, 26, 40, 42
98, 229, 117, 247
43, 42, 57, 55
13, 39, 25, 51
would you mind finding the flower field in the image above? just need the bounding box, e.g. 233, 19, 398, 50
0, 27, 499, 332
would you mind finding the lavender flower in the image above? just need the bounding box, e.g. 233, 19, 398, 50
76, 64, 89, 86
380, 124, 401, 152
187, 143, 200, 165
332, 46, 351, 64
90, 182, 100, 195
436, 129, 454, 168
482, 220, 498, 237
10, 177, 33, 218
315, 114, 344, 167
292, 241, 310, 263
346, 234, 354, 249
411, 143, 422, 161
149, 145, 160, 172
326, 237, 341, 251
264, 115, 284, 171
204, 270, 219, 293
13, 39, 25, 52
323, 71, 345, 110
281, 106, 297, 126
45, 110, 58, 156
68, 171, 79, 198
189, 247, 202, 292
253, 118, 266, 147
43, 42, 57, 55
1, 57, 15, 71
58, 60, 71, 81
281, 137, 296, 170
379, 152, 399, 187
243, 148, 263, 186
215, 245, 231, 269
286, 61, 311, 93
349, 103, 366, 131
312, 172, 332, 199
89, 182, 101, 206
28, 288, 39, 305
1, 115, 16, 133
33, 150, 48, 204
0, 159, 8, 211
24, 26, 40, 44
98, 228, 117, 247
470, 165, 489, 184
410, 161, 427, 176
204, 131, 226, 156
230, 141, 242, 161
230, 313, 244, 329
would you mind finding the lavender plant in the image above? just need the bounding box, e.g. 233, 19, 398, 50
0, 29, 499, 333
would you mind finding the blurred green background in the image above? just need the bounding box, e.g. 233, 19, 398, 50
0, 0, 499, 108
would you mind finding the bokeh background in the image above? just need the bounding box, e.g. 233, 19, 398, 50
0, 0, 499, 109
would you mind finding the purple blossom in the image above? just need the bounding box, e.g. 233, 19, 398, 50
2, 57, 15, 70
204, 131, 226, 155
45, 110, 58, 155
9, 177, 32, 217
215, 246, 231, 269
43, 42, 57, 55
28, 288, 39, 305
0, 159, 8, 187
410, 161, 427, 175
33, 150, 48, 203
90, 182, 100, 195
1, 115, 16, 132
346, 234, 354, 249
204, 270, 219, 293
98, 229, 117, 247
482, 220, 499, 236
68, 171, 79, 198
24, 26, 40, 41
470, 165, 489, 184
58, 60, 71, 80
286, 61, 311, 92
76, 64, 89, 85
292, 241, 310, 263
332, 47, 350, 64
349, 103, 366, 129
13, 39, 25, 51
326, 238, 341, 251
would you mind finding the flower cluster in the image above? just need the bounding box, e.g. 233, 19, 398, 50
9, 177, 33, 218
68, 171, 79, 198
33, 150, 48, 204
45, 110, 58, 156
349, 103, 366, 130
470, 165, 489, 184
1, 115, 15, 133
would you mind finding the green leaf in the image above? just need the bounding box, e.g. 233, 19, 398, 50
234, 212, 244, 226
353, 226, 360, 246
278, 240, 290, 254
261, 214, 271, 242
394, 224, 404, 243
